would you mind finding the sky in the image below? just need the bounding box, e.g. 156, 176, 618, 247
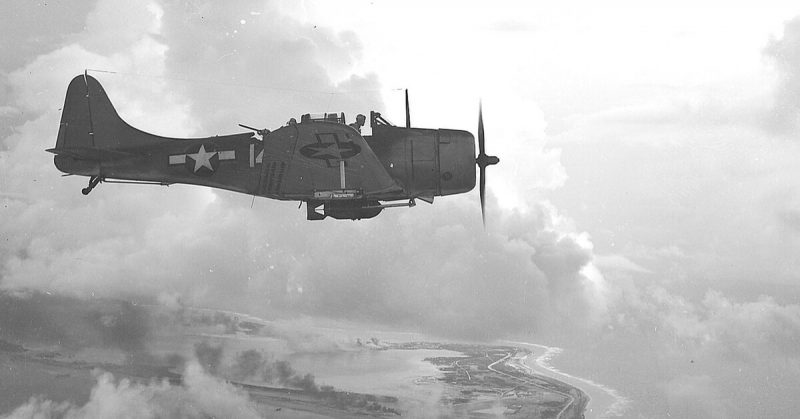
2, 0, 800, 417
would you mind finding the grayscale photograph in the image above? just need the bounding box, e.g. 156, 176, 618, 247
1, 1, 799, 418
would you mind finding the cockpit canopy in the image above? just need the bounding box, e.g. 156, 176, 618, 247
300, 112, 346, 124
297, 112, 395, 128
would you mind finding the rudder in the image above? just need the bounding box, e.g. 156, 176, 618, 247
54, 74, 135, 152
55, 75, 95, 150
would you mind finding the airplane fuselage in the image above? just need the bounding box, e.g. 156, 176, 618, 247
51, 75, 478, 220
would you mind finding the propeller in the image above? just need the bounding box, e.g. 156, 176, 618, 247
239, 124, 270, 137
475, 102, 500, 226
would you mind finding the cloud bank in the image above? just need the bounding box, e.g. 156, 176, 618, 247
3, 1, 800, 417
1, 363, 261, 419
0, 0, 604, 342
765, 16, 800, 133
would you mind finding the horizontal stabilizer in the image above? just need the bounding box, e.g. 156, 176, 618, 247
46, 146, 138, 160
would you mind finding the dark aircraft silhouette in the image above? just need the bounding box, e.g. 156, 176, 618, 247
48, 74, 499, 221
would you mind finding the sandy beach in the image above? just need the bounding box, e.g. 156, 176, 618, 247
505, 341, 630, 418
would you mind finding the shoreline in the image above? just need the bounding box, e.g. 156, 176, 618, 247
504, 340, 630, 418
151, 307, 618, 417
0, 300, 622, 418
408, 341, 589, 417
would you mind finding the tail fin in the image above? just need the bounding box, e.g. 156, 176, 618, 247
51, 74, 163, 175
54, 74, 94, 150
54, 73, 132, 151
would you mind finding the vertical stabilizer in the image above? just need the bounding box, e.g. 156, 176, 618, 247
53, 74, 137, 152
55, 75, 94, 150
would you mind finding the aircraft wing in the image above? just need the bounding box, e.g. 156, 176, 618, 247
260, 121, 403, 199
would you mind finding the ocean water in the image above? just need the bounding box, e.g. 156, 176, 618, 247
289, 347, 457, 416
161, 311, 633, 418
506, 340, 631, 418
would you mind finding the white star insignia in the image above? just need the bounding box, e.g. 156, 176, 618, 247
187, 144, 215, 172
311, 143, 342, 159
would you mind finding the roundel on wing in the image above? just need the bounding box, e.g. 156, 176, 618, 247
300, 141, 361, 161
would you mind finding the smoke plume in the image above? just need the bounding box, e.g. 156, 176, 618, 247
0, 362, 261, 419
0, 291, 150, 353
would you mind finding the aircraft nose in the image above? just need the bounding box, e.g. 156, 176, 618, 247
438, 129, 476, 196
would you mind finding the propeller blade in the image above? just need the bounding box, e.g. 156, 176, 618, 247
475, 101, 499, 228
480, 166, 487, 226
478, 102, 485, 156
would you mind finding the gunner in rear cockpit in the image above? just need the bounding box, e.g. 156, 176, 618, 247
349, 114, 366, 133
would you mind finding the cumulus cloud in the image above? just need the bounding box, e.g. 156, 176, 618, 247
157, 0, 382, 133
0, 0, 378, 307
664, 375, 727, 419
0, 0, 608, 343
171, 198, 604, 340
1, 362, 261, 419
676, 291, 800, 362
4, 2, 800, 417
583, 278, 800, 418
764, 16, 800, 133
778, 209, 800, 233
594, 254, 652, 274
609, 282, 800, 363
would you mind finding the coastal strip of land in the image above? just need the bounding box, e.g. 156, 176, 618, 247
392, 341, 589, 418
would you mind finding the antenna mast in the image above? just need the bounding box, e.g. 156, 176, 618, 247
405, 89, 410, 128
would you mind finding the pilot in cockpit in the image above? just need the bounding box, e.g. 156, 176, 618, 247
349, 114, 366, 133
